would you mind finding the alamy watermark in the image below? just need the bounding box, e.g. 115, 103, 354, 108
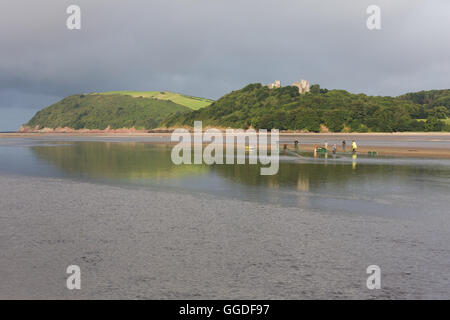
65, 5, 380, 31
366, 265, 381, 289
170, 121, 279, 176
66, 5, 81, 30
65, 4, 380, 30
367, 5, 381, 30
66, 265, 81, 290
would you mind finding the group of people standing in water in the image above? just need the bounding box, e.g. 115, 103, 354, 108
341, 140, 358, 153
293, 139, 358, 154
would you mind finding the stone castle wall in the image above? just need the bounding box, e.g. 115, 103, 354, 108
265, 79, 310, 94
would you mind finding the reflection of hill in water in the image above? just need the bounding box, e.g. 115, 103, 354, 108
30, 142, 447, 194
31, 142, 209, 180
210, 157, 440, 193
210, 162, 352, 192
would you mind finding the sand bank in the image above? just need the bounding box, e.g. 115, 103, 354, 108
290, 144, 450, 158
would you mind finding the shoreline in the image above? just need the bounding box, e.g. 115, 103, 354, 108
290, 144, 450, 159
1, 132, 449, 159
2, 131, 450, 137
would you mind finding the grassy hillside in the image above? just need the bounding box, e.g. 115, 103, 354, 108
24, 86, 450, 132
96, 91, 213, 110
163, 84, 450, 132
26, 94, 190, 130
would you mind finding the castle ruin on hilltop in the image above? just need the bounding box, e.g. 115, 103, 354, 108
292, 80, 310, 94
266, 80, 281, 89
265, 79, 310, 94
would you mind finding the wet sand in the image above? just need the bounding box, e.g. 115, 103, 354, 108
0, 174, 449, 299
290, 144, 450, 158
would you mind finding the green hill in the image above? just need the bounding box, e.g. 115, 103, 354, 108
25, 94, 192, 130
96, 91, 213, 110
23, 86, 450, 133
163, 84, 450, 132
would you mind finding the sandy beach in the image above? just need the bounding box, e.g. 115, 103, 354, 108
289, 144, 450, 158
0, 174, 449, 299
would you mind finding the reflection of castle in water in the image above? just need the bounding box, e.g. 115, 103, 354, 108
31, 142, 409, 196
296, 175, 309, 192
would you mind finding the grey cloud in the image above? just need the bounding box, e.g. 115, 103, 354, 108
0, 0, 449, 129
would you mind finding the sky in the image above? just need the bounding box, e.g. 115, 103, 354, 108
1, 0, 450, 131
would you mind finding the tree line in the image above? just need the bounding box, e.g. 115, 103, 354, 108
164, 84, 450, 132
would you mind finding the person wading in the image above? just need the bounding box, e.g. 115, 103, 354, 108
352, 140, 357, 153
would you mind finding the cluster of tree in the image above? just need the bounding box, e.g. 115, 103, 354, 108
164, 84, 450, 132
26, 94, 190, 130
398, 89, 450, 117
26, 86, 450, 132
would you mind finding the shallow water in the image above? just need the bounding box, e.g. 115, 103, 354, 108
0, 138, 449, 221
0, 137, 449, 299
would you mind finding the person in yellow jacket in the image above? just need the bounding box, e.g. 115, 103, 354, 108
352, 140, 357, 153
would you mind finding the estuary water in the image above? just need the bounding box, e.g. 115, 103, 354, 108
1, 137, 449, 220
0, 137, 449, 299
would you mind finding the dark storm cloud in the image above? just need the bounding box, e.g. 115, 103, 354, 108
0, 0, 449, 123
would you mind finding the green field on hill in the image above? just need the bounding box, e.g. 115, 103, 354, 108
96, 91, 213, 110
26, 94, 191, 130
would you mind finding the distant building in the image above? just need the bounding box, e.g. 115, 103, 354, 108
265, 79, 310, 94
292, 80, 310, 94
266, 80, 281, 89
